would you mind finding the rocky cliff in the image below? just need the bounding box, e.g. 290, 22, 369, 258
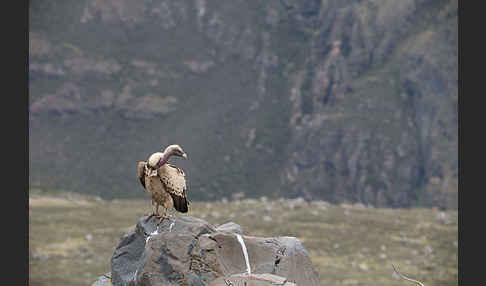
29, 0, 458, 208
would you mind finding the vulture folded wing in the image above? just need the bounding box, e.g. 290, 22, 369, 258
159, 164, 188, 213
137, 161, 147, 189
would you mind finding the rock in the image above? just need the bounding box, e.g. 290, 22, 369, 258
91, 273, 112, 286
264, 205, 274, 212
358, 263, 369, 271
216, 221, 243, 235
310, 201, 329, 211
231, 192, 245, 201
211, 211, 222, 218
342, 279, 359, 285
423, 245, 433, 255
286, 198, 307, 210
352, 203, 366, 209
340, 203, 353, 209
210, 273, 296, 286
263, 216, 273, 222
400, 232, 409, 245
183, 60, 215, 73
245, 198, 258, 204
436, 212, 451, 224
32, 252, 49, 261
110, 216, 319, 286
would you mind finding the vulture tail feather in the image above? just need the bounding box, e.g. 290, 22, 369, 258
170, 193, 188, 213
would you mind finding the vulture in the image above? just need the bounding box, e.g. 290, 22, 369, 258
137, 144, 189, 224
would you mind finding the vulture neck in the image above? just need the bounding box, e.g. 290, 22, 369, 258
157, 151, 173, 167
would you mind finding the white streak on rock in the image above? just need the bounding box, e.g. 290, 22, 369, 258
236, 234, 251, 275
146, 228, 160, 243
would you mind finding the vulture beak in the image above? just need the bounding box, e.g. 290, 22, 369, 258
182, 153, 188, 159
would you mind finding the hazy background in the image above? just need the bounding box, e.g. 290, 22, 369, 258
29, 1, 458, 285
29, 0, 457, 209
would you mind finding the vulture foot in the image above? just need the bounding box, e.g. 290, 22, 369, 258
156, 214, 169, 225
145, 213, 158, 222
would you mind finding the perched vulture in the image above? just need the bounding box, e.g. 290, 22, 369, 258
137, 144, 189, 224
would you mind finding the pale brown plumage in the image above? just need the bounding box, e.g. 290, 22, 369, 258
137, 145, 189, 222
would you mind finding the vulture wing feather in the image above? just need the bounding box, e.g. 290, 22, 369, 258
137, 161, 146, 189
158, 164, 188, 213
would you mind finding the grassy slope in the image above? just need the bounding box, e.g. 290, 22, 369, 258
29, 191, 457, 286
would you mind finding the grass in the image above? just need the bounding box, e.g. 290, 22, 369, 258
29, 191, 457, 286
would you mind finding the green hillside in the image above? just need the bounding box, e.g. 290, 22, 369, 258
29, 0, 458, 208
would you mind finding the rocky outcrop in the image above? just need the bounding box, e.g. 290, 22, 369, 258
108, 216, 319, 286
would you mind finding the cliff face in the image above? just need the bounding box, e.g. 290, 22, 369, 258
279, 0, 458, 208
29, 0, 458, 208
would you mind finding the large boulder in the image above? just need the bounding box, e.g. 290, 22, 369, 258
109, 216, 319, 286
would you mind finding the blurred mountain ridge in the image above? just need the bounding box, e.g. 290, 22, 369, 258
29, 0, 458, 209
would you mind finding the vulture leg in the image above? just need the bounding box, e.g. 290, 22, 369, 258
156, 207, 169, 225
145, 214, 155, 222
145, 200, 158, 222
166, 207, 175, 218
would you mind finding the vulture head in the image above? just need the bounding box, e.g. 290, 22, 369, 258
146, 145, 187, 170
163, 144, 188, 159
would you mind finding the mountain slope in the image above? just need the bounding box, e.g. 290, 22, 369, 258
29, 0, 457, 208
